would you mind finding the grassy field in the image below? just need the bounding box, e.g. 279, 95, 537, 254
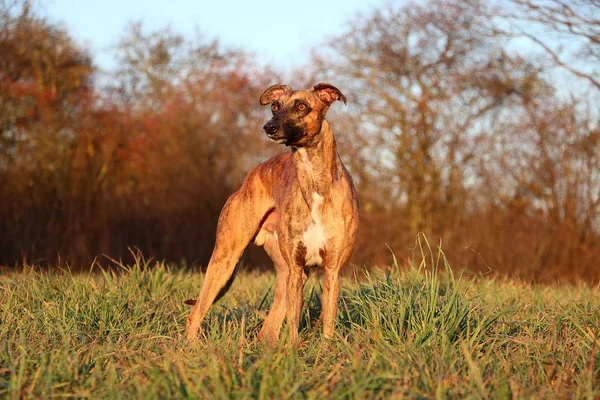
1, 249, 599, 399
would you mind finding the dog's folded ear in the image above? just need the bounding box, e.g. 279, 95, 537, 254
259, 84, 292, 105
313, 83, 347, 106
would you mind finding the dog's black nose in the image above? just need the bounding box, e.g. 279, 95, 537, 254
263, 123, 279, 135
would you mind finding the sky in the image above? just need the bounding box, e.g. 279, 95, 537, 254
41, 0, 391, 72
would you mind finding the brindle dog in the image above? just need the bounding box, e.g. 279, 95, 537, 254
185, 83, 359, 344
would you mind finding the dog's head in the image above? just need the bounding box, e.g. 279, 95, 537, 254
259, 83, 346, 147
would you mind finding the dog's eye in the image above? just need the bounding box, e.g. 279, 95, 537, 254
271, 104, 279, 112
297, 103, 307, 111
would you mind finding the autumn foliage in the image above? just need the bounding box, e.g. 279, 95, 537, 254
0, 0, 598, 282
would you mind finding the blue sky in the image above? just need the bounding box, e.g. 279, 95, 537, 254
42, 0, 391, 72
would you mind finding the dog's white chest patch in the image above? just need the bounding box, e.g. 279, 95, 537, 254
302, 192, 326, 266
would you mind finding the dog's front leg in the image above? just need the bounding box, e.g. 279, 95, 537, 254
286, 266, 308, 344
257, 233, 289, 343
321, 267, 341, 339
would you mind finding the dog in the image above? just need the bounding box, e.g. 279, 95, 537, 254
185, 83, 359, 344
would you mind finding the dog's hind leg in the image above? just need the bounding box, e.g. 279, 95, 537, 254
185, 175, 273, 340
257, 216, 289, 343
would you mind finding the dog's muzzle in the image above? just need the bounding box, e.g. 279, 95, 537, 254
263, 122, 286, 143
263, 123, 279, 136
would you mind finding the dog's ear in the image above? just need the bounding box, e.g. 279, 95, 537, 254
313, 83, 347, 106
259, 84, 292, 105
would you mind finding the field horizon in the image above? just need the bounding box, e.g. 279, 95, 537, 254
1, 246, 599, 399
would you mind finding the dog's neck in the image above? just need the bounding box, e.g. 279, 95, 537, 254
292, 119, 342, 203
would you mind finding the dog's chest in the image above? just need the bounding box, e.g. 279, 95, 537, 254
301, 192, 326, 266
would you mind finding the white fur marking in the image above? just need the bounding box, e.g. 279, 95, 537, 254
302, 192, 326, 266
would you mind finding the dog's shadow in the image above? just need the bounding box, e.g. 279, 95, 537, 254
193, 280, 407, 340
193, 273, 500, 349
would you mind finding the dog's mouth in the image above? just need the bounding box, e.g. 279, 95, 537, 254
267, 132, 304, 147
267, 134, 287, 144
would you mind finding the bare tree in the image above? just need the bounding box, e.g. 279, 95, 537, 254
469, 0, 600, 91
310, 0, 600, 280
317, 1, 544, 259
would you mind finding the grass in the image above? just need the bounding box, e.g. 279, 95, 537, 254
1, 245, 599, 399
